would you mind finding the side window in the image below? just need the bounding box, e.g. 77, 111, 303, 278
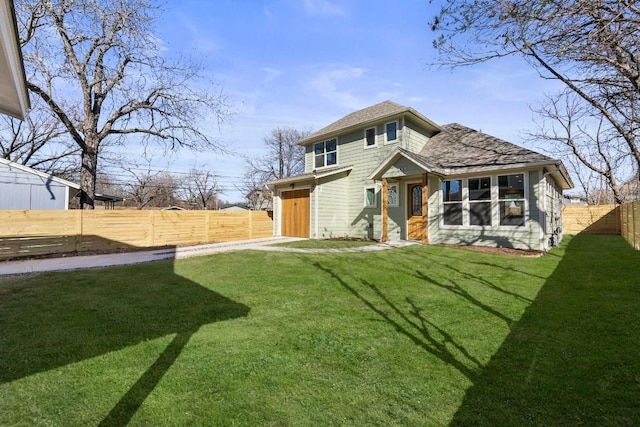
364, 186, 378, 208
442, 179, 463, 225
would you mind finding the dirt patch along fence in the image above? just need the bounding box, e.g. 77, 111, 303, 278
621, 201, 640, 250
562, 205, 621, 235
0, 210, 273, 260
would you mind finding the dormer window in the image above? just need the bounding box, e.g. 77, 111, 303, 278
385, 121, 398, 144
314, 138, 337, 168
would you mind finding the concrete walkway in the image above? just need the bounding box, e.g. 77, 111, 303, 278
0, 237, 419, 276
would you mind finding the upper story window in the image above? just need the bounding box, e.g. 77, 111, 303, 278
365, 127, 376, 148
314, 138, 337, 168
385, 121, 398, 144
498, 174, 525, 226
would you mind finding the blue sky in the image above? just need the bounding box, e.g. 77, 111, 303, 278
153, 0, 559, 202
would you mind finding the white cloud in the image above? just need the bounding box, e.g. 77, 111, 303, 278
262, 67, 282, 83
176, 13, 220, 52
302, 0, 346, 17
309, 65, 367, 109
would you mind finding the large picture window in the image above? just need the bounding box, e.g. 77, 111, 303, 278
442, 179, 463, 225
314, 138, 337, 168
469, 177, 492, 226
498, 174, 525, 226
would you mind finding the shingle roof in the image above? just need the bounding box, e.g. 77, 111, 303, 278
419, 123, 554, 172
299, 100, 440, 145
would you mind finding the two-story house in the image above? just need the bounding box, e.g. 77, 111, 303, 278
269, 101, 573, 251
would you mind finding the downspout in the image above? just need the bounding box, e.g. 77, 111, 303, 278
543, 167, 561, 248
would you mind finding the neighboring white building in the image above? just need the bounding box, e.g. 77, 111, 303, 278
0, 158, 80, 209
0, 158, 123, 209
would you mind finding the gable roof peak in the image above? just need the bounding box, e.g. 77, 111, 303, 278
299, 100, 440, 145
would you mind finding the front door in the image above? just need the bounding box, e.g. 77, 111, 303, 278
407, 183, 425, 240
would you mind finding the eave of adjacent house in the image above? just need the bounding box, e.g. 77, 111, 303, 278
267, 165, 354, 186
0, 0, 30, 120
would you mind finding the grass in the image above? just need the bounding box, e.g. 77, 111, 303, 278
0, 235, 638, 426
270, 238, 377, 249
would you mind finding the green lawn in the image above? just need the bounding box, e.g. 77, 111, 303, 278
270, 238, 377, 249
1, 235, 638, 426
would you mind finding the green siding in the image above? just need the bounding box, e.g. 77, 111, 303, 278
302, 115, 433, 240
315, 172, 351, 238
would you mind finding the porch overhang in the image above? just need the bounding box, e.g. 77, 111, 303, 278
267, 165, 353, 187
369, 147, 444, 181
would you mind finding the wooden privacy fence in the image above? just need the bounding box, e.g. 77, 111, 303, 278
0, 210, 273, 260
562, 205, 621, 235
621, 201, 640, 250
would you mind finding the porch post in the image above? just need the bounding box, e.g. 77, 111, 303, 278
382, 178, 389, 242
422, 173, 429, 244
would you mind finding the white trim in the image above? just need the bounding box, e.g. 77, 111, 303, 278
314, 184, 319, 239
384, 120, 399, 145
364, 126, 377, 149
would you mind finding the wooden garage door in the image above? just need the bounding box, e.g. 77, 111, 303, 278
281, 189, 310, 238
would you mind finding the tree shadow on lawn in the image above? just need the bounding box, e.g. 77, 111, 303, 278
0, 240, 249, 426
450, 235, 640, 425
312, 262, 482, 383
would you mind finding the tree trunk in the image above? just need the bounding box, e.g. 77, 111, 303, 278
80, 147, 97, 209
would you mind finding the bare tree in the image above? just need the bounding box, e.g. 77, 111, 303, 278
430, 0, 640, 202
182, 167, 221, 210
0, 101, 78, 174
246, 127, 309, 182
123, 168, 180, 210
241, 127, 309, 206
527, 91, 629, 203
16, 0, 230, 209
